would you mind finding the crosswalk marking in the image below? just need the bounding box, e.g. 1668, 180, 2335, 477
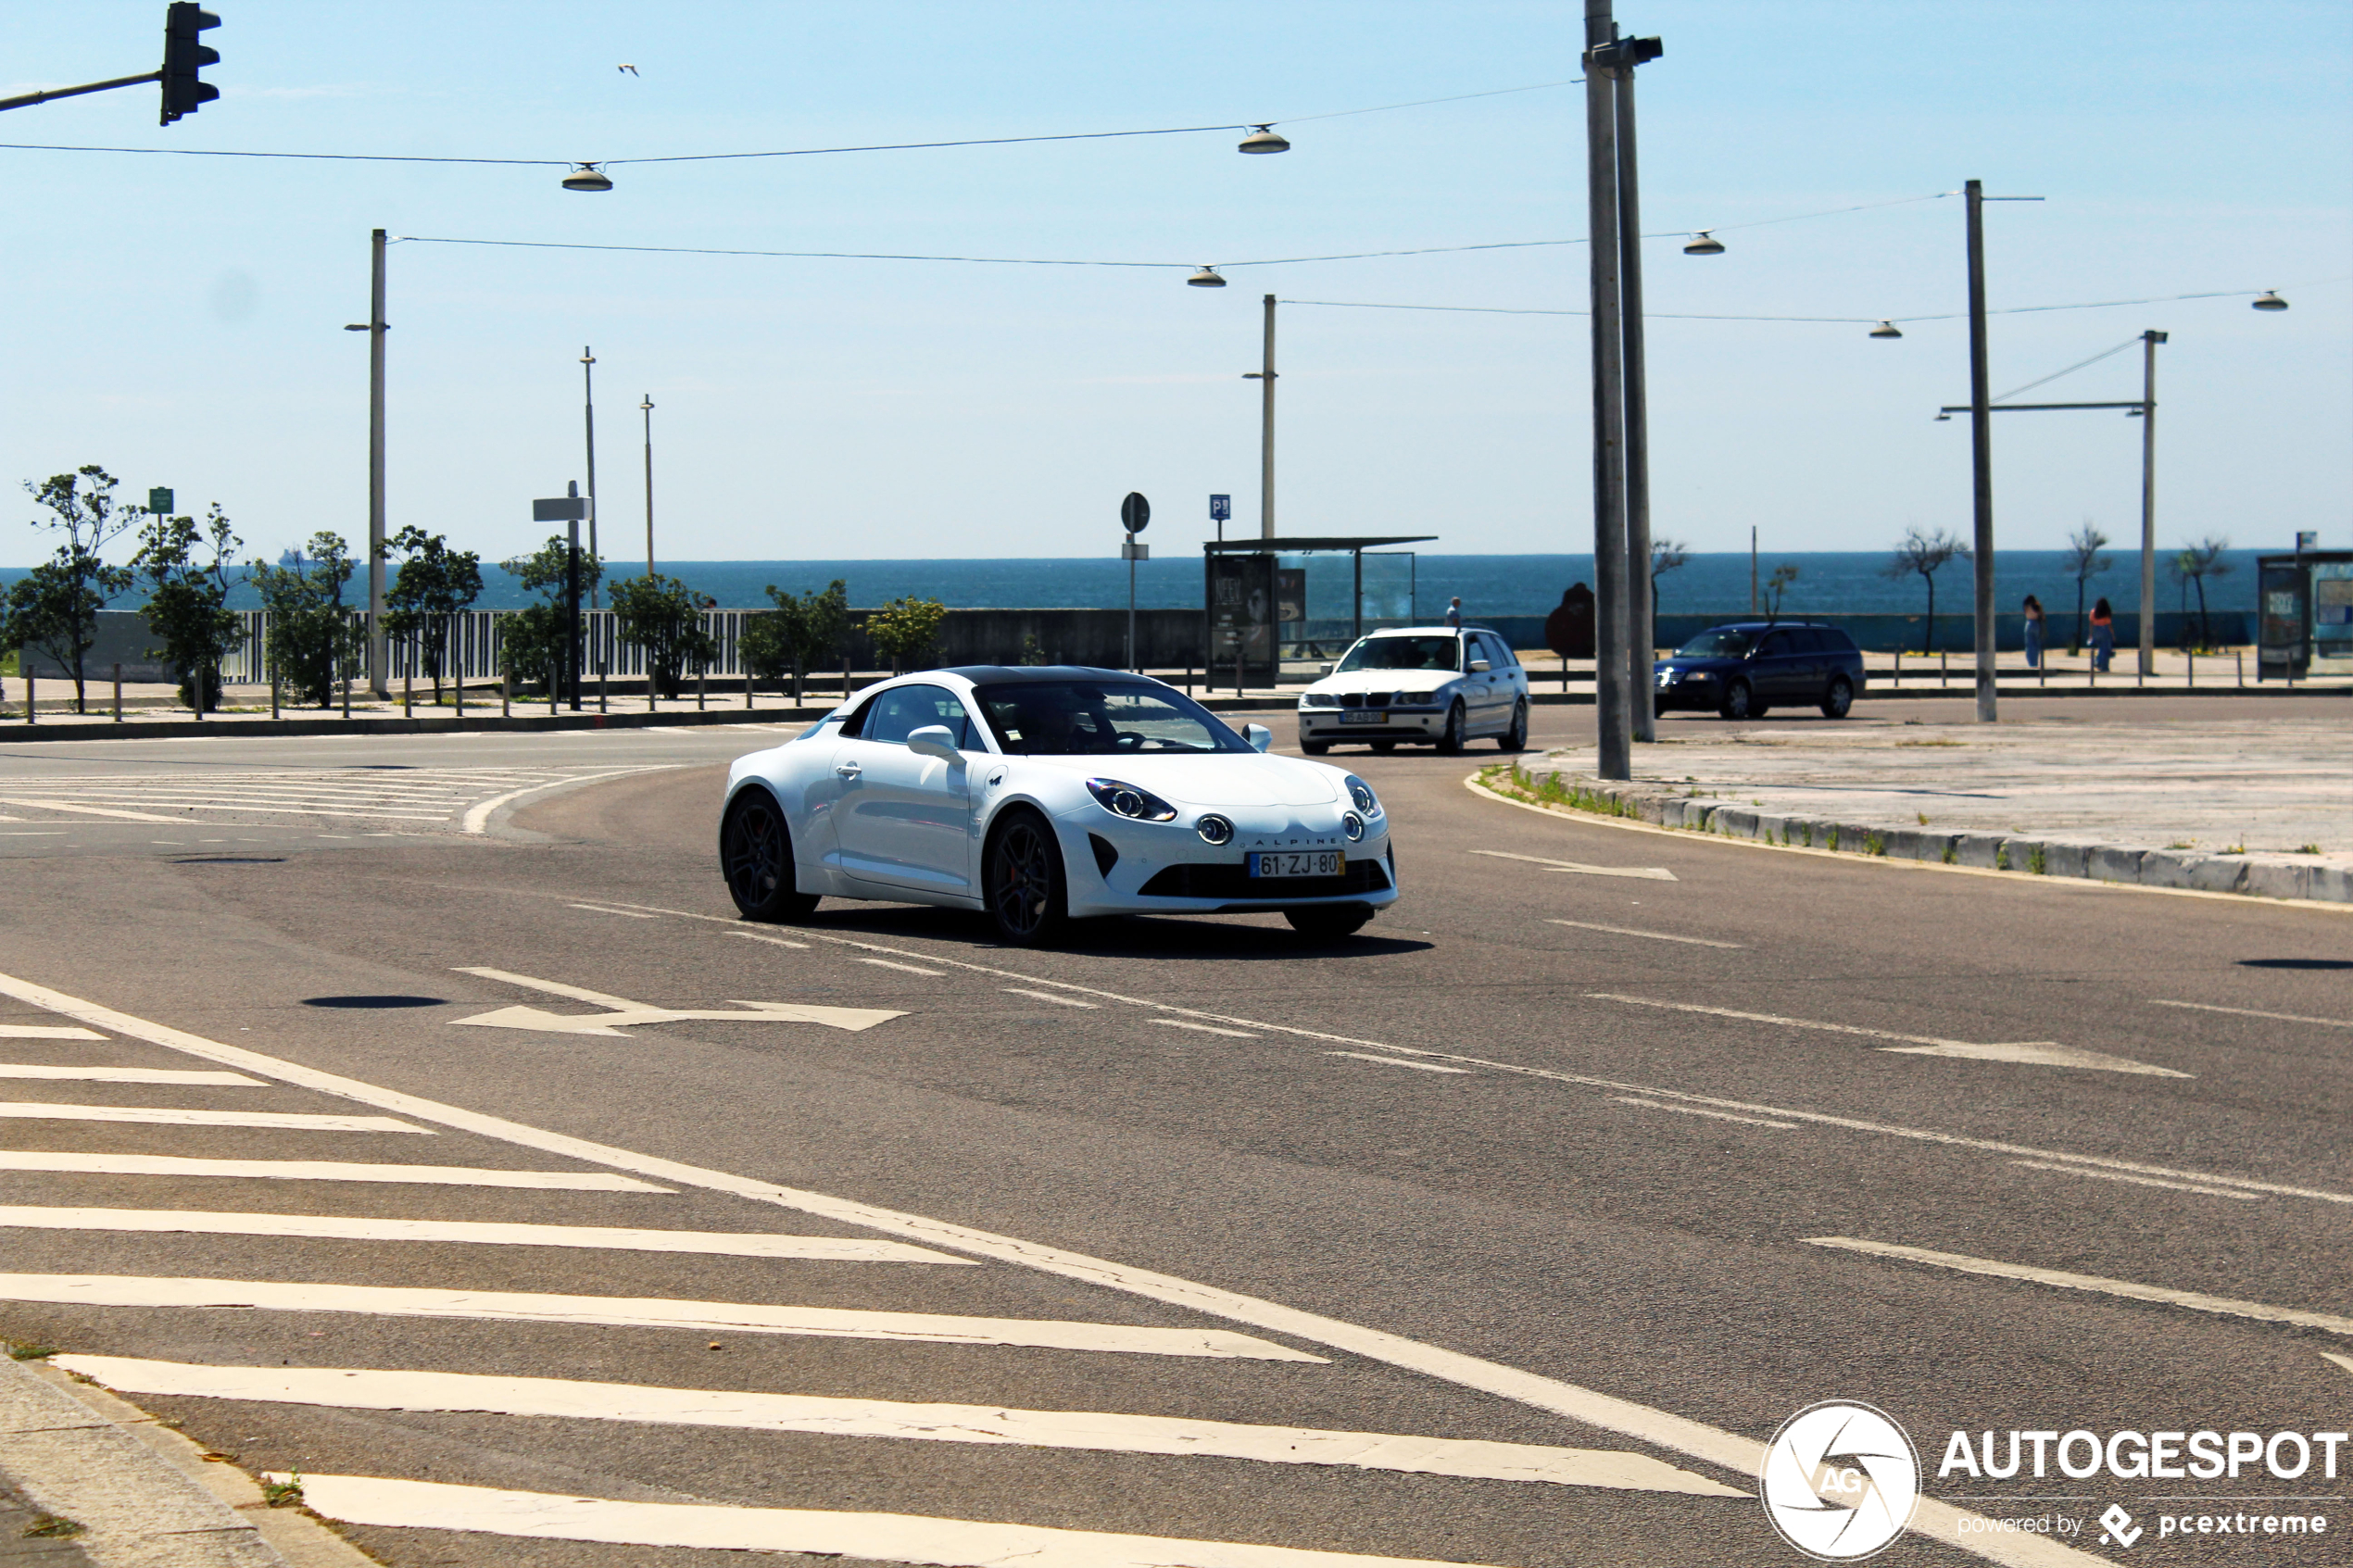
0, 1276, 1329, 1361
0, 1152, 669, 1189
0, 797, 182, 823
72, 1358, 1743, 1496
0, 767, 667, 833
0, 1208, 975, 1262
0, 1102, 426, 1132
1, 1064, 261, 1085
282, 1476, 1509, 1568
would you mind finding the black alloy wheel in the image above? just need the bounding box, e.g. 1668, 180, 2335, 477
1718, 681, 1755, 721
1820, 674, 1855, 719
1301, 736, 1331, 756
720, 789, 820, 921
1496, 698, 1529, 751
1436, 700, 1467, 754
986, 810, 1068, 946
1285, 904, 1372, 939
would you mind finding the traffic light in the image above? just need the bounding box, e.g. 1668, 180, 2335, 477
160, 3, 220, 125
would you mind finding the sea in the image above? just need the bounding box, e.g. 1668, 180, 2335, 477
2, 549, 2266, 621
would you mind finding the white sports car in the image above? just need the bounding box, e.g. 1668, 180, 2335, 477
720, 666, 1399, 945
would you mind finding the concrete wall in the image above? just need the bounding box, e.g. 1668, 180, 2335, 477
1485, 610, 2251, 655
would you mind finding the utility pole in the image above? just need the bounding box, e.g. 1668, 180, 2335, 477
1616, 58, 1655, 742
1584, 0, 1630, 781
565, 481, 584, 711
640, 395, 656, 579
1964, 180, 1996, 722
2136, 331, 2166, 676
366, 229, 388, 697
1243, 295, 1277, 539
581, 347, 599, 607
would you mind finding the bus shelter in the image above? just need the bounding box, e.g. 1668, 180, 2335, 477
1204, 534, 1436, 687
2258, 548, 2353, 680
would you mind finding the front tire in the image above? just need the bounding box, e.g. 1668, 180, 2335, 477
1285, 905, 1371, 940
721, 788, 820, 922
1718, 681, 1756, 721
1369, 740, 1397, 753
1436, 700, 1467, 754
1820, 674, 1854, 719
1301, 737, 1330, 756
985, 809, 1068, 946
1495, 698, 1528, 751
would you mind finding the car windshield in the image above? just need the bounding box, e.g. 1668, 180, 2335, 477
1677, 629, 1755, 659
975, 682, 1249, 755
1337, 635, 1460, 673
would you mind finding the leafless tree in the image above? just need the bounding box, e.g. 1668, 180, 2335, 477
2061, 521, 2110, 653
2174, 535, 2233, 651
1883, 525, 1969, 654
1649, 537, 1690, 610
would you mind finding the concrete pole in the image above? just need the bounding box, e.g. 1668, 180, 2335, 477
581, 347, 598, 607
1584, 1, 1630, 780
1964, 180, 1997, 723
640, 395, 656, 580
2137, 331, 2164, 675
1258, 295, 1277, 540
366, 228, 389, 697
1616, 64, 1655, 743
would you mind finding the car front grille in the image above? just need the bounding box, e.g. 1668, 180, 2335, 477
1340, 691, 1395, 709
1138, 858, 1392, 899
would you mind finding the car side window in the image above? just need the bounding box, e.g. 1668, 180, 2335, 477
1790, 629, 1824, 654
1823, 630, 1858, 654
1481, 633, 1517, 669
862, 684, 977, 748
1758, 631, 1792, 657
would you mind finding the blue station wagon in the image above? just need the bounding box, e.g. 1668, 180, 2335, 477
1653, 621, 1866, 720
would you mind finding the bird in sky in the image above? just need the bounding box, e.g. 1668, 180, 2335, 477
618, 64, 639, 76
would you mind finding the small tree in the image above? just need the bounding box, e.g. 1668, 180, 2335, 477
1883, 525, 1969, 654
738, 578, 848, 703
497, 536, 603, 696
2174, 535, 2233, 651
1762, 563, 1799, 623
864, 595, 948, 674
249, 533, 364, 708
4, 465, 137, 712
131, 503, 244, 712
2061, 521, 2110, 654
1649, 537, 1690, 613
610, 573, 717, 698
383, 525, 483, 700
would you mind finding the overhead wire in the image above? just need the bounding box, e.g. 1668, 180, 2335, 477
1992, 337, 2142, 403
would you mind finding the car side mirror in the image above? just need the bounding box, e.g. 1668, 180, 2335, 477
1244, 723, 1273, 753
906, 724, 962, 762
1318, 663, 1333, 676
1468, 658, 1491, 672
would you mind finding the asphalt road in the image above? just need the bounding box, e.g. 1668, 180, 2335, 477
0, 704, 2345, 1568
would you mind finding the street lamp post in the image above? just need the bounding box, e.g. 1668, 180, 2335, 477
1243, 295, 1277, 539
581, 347, 599, 607
640, 394, 656, 580
347, 229, 391, 698
1964, 180, 1996, 723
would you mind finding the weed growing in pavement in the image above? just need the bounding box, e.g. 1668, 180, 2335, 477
1916, 811, 1930, 825
1866, 832, 1886, 856
2296, 844, 2323, 855
261, 1473, 305, 1509
1942, 841, 1958, 864
2221, 843, 2246, 855
2167, 841, 2196, 850
2029, 845, 2048, 875
1895, 738, 1961, 746
1826, 825, 1841, 852
1996, 843, 2011, 871
21, 1514, 82, 1539
4, 1339, 55, 1360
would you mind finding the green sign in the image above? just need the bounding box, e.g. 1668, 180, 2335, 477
148, 487, 173, 515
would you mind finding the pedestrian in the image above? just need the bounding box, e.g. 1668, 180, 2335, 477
1444, 596, 1463, 630
2021, 594, 2045, 669
2089, 596, 2115, 672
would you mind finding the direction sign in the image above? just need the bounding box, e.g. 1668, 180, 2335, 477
1121, 492, 1150, 534
1210, 494, 1231, 522
533, 496, 590, 522
148, 487, 173, 515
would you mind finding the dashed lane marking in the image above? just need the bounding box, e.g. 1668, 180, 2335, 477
2325, 1352, 2353, 1380
0, 1208, 974, 1262
2149, 998, 2353, 1031
1805, 1239, 2353, 1336
1470, 848, 1677, 882
2007, 1161, 2262, 1200
1549, 919, 1743, 948
1150, 1019, 1260, 1038
856, 957, 945, 976
67, 1358, 1743, 1495
0, 1102, 427, 1133
0, 1064, 260, 1084
1003, 987, 1099, 1008
568, 903, 658, 918
1614, 1097, 1794, 1129
0, 1276, 1327, 1361
280, 1475, 1516, 1568
727, 930, 810, 950
1588, 993, 2191, 1078
0, 1152, 668, 1190
1326, 1051, 1466, 1074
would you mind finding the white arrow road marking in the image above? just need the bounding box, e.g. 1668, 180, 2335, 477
2324, 1351, 2353, 1380
0, 1209, 974, 1263
0, 1276, 1326, 1361
0, 1102, 426, 1132
453, 967, 903, 1035
69, 1359, 1742, 1496
0, 1153, 668, 1190
280, 1476, 1523, 1567
1589, 994, 2191, 1077
2150, 998, 2353, 1030
1471, 848, 1677, 881
1806, 1239, 2353, 1336
0, 1025, 106, 1040
0, 1064, 259, 1085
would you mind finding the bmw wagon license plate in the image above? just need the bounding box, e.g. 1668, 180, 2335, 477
1249, 850, 1341, 879
1340, 709, 1386, 724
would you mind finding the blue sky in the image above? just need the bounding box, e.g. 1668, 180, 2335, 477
2, 1, 2346, 570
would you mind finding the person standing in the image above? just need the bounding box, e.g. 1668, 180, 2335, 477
2088, 596, 2115, 672
2022, 594, 2046, 669
1444, 596, 1464, 630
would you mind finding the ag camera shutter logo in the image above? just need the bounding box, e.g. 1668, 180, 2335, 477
1761, 1401, 1921, 1561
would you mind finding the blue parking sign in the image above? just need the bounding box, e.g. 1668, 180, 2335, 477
1210, 494, 1231, 522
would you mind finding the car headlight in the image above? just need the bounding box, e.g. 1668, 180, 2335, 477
1085, 778, 1176, 822
1301, 692, 1340, 709
1195, 813, 1233, 846
1341, 811, 1365, 841
1343, 776, 1382, 818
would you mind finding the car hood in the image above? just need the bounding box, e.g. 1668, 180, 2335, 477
1304, 670, 1460, 698
1018, 752, 1341, 808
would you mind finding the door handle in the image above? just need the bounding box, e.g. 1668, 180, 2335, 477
834, 763, 862, 779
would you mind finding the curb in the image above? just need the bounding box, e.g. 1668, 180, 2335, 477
1476, 764, 2352, 908
0, 1350, 372, 1567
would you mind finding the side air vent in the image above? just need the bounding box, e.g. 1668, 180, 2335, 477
1088, 834, 1119, 878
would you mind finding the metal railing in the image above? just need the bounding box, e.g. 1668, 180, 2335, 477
220, 608, 768, 684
